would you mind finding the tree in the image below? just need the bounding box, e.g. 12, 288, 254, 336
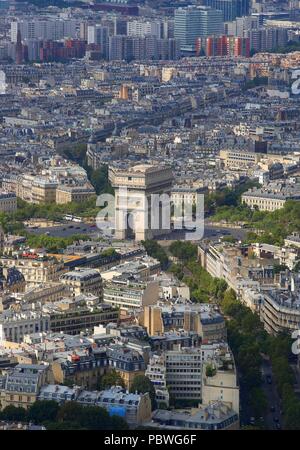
80, 406, 111, 430
130, 375, 156, 410
1, 405, 27, 422
221, 288, 239, 315
205, 364, 217, 377
57, 401, 83, 423
27, 400, 59, 424
249, 387, 268, 417
43, 420, 82, 430
108, 415, 129, 430
99, 369, 125, 389
142, 240, 169, 270
169, 241, 197, 262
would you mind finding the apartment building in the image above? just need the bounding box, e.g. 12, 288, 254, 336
38, 385, 151, 426
0, 310, 50, 343
60, 268, 103, 299
56, 185, 95, 204
0, 364, 49, 410
0, 255, 65, 286
103, 276, 159, 311
242, 183, 300, 211
141, 304, 226, 342
145, 354, 169, 407
0, 192, 17, 213
148, 401, 239, 430
51, 349, 108, 390
261, 286, 300, 334
106, 345, 146, 389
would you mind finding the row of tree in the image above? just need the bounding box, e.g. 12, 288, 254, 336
219, 286, 300, 429
0, 401, 128, 430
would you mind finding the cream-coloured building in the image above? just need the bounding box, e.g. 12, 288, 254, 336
103, 277, 159, 311
0, 192, 17, 213
202, 359, 239, 415
242, 183, 300, 211
60, 268, 103, 299
56, 185, 95, 204
0, 255, 65, 287
220, 149, 262, 170
141, 303, 226, 341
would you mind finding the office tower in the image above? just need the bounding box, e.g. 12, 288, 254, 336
80, 22, 89, 40
199, 7, 224, 38
174, 6, 202, 52
87, 25, 109, 59
15, 28, 23, 64
203, 0, 249, 21
174, 6, 223, 52
113, 16, 127, 35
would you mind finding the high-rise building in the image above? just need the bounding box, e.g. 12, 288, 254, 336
203, 0, 250, 21
245, 27, 288, 52
11, 19, 77, 43
198, 7, 224, 38
174, 6, 223, 52
127, 20, 161, 38
113, 16, 127, 36
87, 25, 109, 59
109, 35, 180, 61
196, 35, 250, 56
174, 6, 202, 52
15, 28, 23, 65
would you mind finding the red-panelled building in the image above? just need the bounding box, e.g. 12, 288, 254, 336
196, 35, 250, 58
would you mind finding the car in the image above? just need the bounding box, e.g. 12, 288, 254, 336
267, 375, 272, 384
275, 423, 281, 430
69, 225, 74, 228
250, 417, 255, 425
270, 406, 275, 412
273, 417, 279, 423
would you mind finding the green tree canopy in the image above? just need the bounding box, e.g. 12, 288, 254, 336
27, 400, 59, 424
130, 375, 156, 410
